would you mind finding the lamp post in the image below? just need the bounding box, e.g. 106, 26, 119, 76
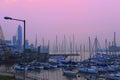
4, 16, 26, 80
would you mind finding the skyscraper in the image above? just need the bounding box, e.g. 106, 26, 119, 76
12, 35, 16, 46
25, 40, 29, 49
17, 25, 22, 52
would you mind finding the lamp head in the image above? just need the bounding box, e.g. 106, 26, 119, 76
4, 17, 12, 20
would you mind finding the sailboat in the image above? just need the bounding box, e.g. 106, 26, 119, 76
62, 35, 78, 77
78, 37, 98, 74
104, 72, 120, 80
62, 69, 77, 77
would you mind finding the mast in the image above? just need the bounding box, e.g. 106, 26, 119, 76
56, 35, 58, 53
48, 40, 50, 53
80, 45, 82, 62
114, 32, 117, 54
75, 44, 78, 61
35, 34, 37, 52
88, 37, 93, 67
42, 37, 44, 53
88, 37, 92, 67
95, 37, 98, 54
105, 39, 108, 54
59, 43, 61, 54
70, 37, 72, 60
83, 45, 85, 62
73, 34, 75, 54
64, 35, 66, 54
108, 41, 111, 54
114, 32, 116, 47
73, 34, 75, 60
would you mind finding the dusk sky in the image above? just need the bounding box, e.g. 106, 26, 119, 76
0, 0, 120, 46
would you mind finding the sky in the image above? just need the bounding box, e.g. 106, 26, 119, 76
0, 0, 120, 47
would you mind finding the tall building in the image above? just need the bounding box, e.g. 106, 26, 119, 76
25, 40, 29, 49
12, 35, 17, 46
35, 34, 37, 51
17, 25, 22, 52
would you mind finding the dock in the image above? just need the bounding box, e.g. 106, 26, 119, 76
49, 53, 80, 57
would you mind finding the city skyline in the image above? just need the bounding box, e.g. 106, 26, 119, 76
0, 0, 120, 46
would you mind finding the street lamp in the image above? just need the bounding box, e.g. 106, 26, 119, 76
4, 16, 26, 80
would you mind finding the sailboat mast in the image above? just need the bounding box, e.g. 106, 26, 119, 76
88, 37, 92, 67
95, 37, 98, 54
83, 45, 85, 61
42, 37, 44, 53
73, 34, 75, 54
80, 45, 82, 62
105, 39, 108, 54
114, 32, 117, 54
56, 35, 58, 53
108, 42, 111, 54
64, 35, 66, 54
114, 32, 116, 47
69, 36, 72, 60
48, 40, 50, 53
35, 34, 37, 52
89, 37, 91, 59
73, 34, 75, 60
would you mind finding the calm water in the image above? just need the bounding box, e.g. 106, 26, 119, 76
32, 52, 96, 80
25, 69, 87, 80
30, 52, 96, 80
0, 52, 100, 80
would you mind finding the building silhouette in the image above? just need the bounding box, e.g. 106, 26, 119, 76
17, 25, 22, 53
12, 36, 17, 47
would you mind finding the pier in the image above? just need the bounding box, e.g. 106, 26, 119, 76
49, 53, 80, 57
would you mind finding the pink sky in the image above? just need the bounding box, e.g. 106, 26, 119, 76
0, 0, 120, 46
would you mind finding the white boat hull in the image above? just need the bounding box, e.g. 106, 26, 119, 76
78, 68, 98, 74
63, 70, 77, 77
